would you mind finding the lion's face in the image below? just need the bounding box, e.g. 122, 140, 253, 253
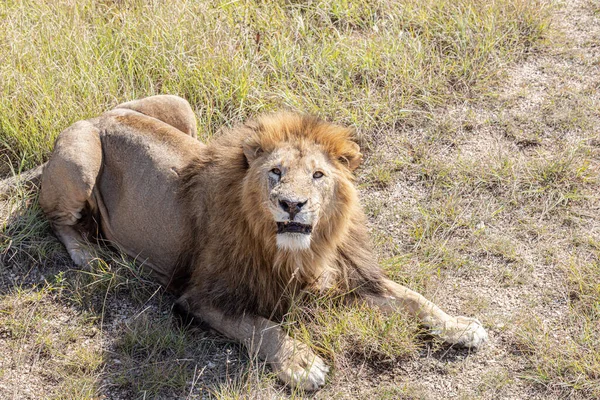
261, 144, 336, 251
241, 113, 363, 252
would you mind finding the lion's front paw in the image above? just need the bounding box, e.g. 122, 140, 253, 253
432, 316, 488, 349
272, 344, 329, 391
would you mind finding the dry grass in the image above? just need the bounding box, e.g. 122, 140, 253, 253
0, 284, 102, 399
4, 0, 600, 399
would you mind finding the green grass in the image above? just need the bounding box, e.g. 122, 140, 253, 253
0, 0, 549, 171
8, 0, 598, 398
287, 295, 423, 364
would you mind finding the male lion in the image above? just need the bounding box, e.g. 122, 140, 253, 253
38, 95, 487, 391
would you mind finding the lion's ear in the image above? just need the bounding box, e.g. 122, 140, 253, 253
242, 137, 263, 164
339, 141, 362, 171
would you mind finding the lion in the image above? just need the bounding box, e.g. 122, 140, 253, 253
35, 95, 487, 391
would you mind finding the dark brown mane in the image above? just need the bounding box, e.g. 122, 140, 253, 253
176, 113, 386, 319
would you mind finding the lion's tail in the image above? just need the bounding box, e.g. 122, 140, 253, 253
0, 163, 46, 198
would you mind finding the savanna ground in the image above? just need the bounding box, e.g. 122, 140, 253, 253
1, 0, 598, 398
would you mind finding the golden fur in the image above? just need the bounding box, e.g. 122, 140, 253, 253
38, 96, 487, 391
174, 113, 386, 318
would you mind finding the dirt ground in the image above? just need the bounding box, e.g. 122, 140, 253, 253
353, 1, 599, 398
357, 0, 599, 398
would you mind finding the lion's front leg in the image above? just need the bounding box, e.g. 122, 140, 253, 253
365, 279, 488, 348
181, 302, 328, 391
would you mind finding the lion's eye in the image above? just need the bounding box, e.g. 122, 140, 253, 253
313, 171, 324, 179
270, 168, 281, 176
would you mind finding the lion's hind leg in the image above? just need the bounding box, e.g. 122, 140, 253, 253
39, 120, 102, 267
115, 95, 197, 137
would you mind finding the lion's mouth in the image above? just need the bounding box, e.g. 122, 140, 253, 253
277, 221, 313, 235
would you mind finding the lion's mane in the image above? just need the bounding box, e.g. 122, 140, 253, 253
174, 113, 386, 318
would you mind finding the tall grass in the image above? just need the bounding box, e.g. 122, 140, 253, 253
0, 0, 550, 170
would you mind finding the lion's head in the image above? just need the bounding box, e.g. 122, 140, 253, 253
240, 113, 363, 252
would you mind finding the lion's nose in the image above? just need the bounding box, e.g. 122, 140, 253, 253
279, 199, 307, 221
